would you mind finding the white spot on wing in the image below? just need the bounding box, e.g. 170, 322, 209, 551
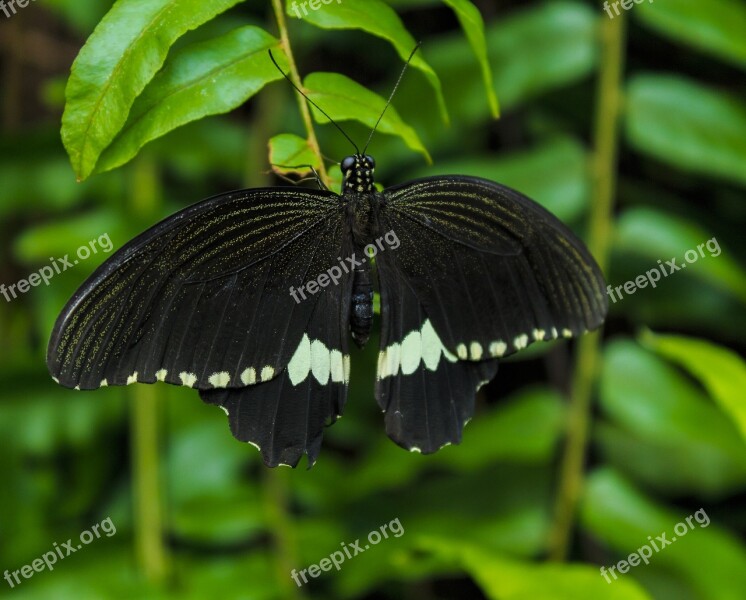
127, 372, 138, 385
489, 341, 507, 357
343, 354, 351, 383
287, 334, 311, 386
311, 340, 330, 385
409, 446, 422, 453
330, 350, 345, 383
260, 366, 275, 381
52, 376, 59, 384
378, 319, 469, 379
533, 329, 545, 341
219, 406, 229, 416
155, 369, 168, 382
469, 341, 483, 360
551, 327, 559, 339
400, 330, 421, 375
241, 367, 256, 385
514, 334, 529, 350
420, 320, 442, 371
100, 379, 108, 387
208, 371, 231, 388
385, 342, 401, 377
179, 372, 197, 387
562, 328, 573, 338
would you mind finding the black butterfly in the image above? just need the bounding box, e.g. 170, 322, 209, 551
47, 51, 607, 468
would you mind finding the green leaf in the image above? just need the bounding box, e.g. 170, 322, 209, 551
614, 207, 746, 304
393, 1, 597, 146
415, 537, 651, 600
61, 0, 243, 181
286, 0, 448, 123
336, 466, 559, 597
640, 331, 746, 445
489, 1, 597, 111
599, 339, 746, 496
96, 26, 285, 175
635, 0, 746, 70
433, 387, 564, 470
304, 72, 431, 162
625, 74, 746, 187
582, 469, 746, 600
440, 0, 499, 117
268, 133, 321, 175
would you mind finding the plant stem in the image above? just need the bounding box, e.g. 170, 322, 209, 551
263, 469, 305, 599
271, 0, 330, 187
129, 158, 169, 582
547, 10, 626, 561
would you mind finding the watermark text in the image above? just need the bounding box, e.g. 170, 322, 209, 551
603, 0, 654, 20
289, 229, 399, 304
607, 237, 721, 303
1, 233, 113, 303
4, 517, 117, 588
290, 0, 342, 19
600, 508, 709, 583
291, 517, 403, 587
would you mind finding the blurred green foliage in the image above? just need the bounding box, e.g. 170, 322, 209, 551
0, 1, 744, 599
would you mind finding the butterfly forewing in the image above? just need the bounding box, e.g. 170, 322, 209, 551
378, 176, 607, 360
47, 188, 349, 392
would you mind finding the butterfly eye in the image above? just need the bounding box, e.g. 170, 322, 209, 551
341, 156, 356, 172
364, 155, 376, 169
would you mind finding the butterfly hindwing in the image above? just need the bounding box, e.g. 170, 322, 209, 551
373, 175, 607, 451
200, 256, 354, 467
375, 262, 499, 452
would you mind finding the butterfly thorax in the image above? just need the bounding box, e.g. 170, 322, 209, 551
341, 153, 375, 195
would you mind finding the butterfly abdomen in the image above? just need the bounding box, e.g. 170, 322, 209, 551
350, 256, 373, 348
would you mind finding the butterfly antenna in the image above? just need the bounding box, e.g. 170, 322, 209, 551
362, 42, 421, 155
269, 50, 360, 154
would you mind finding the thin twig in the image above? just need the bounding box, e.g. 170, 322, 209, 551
547, 10, 626, 561
271, 0, 330, 187
130, 158, 169, 582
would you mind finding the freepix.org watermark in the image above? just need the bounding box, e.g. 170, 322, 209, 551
290, 0, 342, 19
600, 508, 710, 584
0, 0, 36, 19
289, 229, 400, 304
1, 233, 113, 303
603, 0, 654, 20
607, 237, 721, 304
291, 517, 404, 587
4, 517, 116, 588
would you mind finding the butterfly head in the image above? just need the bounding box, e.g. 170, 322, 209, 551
341, 154, 376, 194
